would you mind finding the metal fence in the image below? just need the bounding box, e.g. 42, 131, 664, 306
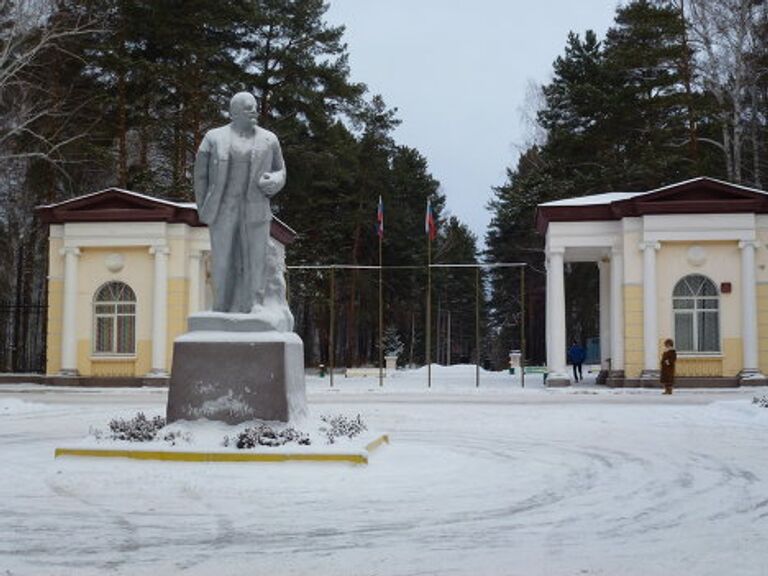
0, 302, 47, 373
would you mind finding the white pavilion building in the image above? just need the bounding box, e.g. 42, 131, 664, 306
536, 177, 768, 387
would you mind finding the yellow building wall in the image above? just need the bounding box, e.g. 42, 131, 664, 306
758, 284, 768, 374
46, 232, 65, 375
75, 246, 155, 377
655, 241, 741, 377
46, 279, 64, 375
167, 278, 189, 369
47, 237, 200, 377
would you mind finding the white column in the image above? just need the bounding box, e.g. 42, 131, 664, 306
546, 248, 568, 381
640, 241, 661, 376
598, 258, 611, 369
188, 251, 202, 316
739, 240, 762, 376
149, 246, 170, 376
610, 246, 625, 373
546, 256, 552, 370
59, 247, 80, 376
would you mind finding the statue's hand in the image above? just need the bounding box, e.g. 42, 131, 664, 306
259, 172, 281, 197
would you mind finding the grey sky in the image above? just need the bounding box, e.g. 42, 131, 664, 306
324, 0, 621, 245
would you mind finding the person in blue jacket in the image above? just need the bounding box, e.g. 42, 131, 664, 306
568, 339, 586, 382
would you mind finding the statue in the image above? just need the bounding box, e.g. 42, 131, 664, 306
167, 91, 304, 425
194, 92, 286, 314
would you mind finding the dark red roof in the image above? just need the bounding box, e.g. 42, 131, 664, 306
535, 177, 768, 235
36, 187, 297, 245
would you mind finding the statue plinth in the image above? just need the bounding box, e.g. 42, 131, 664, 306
166, 314, 306, 425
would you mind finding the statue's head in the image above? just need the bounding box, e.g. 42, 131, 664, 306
230, 92, 259, 131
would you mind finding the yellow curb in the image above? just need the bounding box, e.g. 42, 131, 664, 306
54, 434, 390, 465
365, 434, 390, 453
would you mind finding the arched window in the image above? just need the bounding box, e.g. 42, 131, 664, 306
93, 282, 136, 355
673, 274, 719, 353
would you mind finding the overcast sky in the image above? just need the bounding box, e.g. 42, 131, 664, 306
324, 0, 621, 245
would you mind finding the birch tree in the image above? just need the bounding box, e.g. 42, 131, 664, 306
0, 0, 95, 163
687, 0, 768, 184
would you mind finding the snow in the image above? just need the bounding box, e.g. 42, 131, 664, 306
540, 191, 643, 206
539, 176, 768, 208
649, 176, 768, 197
176, 329, 300, 343
1, 367, 768, 575
37, 187, 190, 209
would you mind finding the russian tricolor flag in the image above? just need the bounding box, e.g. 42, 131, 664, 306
377, 195, 384, 239
425, 198, 437, 241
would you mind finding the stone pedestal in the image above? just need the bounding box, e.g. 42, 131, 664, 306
166, 320, 306, 424
385, 355, 398, 374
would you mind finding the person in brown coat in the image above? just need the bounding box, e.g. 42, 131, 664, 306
660, 338, 677, 394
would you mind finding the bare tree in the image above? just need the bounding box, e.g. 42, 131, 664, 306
0, 0, 96, 163
0, 0, 97, 326
687, 0, 768, 184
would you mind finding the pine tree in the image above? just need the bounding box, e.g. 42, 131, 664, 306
381, 325, 404, 358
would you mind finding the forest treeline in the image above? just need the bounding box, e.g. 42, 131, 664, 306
1, 0, 767, 370
0, 0, 481, 369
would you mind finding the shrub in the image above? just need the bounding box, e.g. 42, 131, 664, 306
108, 412, 166, 442
225, 424, 310, 449
319, 414, 367, 444
752, 394, 768, 408
162, 429, 191, 445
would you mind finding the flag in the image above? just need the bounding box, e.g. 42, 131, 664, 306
425, 198, 437, 241
377, 195, 384, 239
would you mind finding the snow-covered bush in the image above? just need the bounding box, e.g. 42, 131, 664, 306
752, 394, 768, 408
89, 413, 190, 444
224, 424, 310, 449
162, 429, 191, 446
107, 412, 166, 442
319, 414, 367, 444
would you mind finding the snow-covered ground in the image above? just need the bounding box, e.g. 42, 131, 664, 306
1, 366, 768, 576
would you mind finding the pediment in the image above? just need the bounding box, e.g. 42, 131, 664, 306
36, 187, 297, 244
63, 190, 169, 212
37, 188, 198, 226
612, 178, 768, 217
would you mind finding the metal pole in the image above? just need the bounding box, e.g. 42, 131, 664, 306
12, 240, 23, 372
329, 267, 335, 388
475, 266, 480, 388
379, 234, 384, 387
436, 299, 442, 365
447, 310, 451, 366
521, 266, 526, 388
427, 236, 432, 388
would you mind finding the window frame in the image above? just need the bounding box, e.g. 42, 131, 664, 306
672, 274, 721, 355
92, 281, 137, 356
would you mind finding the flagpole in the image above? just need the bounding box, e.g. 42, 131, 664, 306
521, 266, 526, 389
475, 265, 480, 388
427, 226, 432, 389
378, 225, 384, 388
329, 266, 335, 389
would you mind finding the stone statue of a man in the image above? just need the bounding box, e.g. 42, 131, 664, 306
194, 92, 286, 313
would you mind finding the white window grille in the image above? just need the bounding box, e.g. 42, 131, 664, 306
672, 274, 720, 353
93, 282, 136, 355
